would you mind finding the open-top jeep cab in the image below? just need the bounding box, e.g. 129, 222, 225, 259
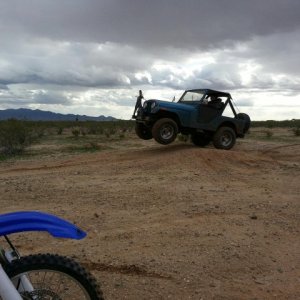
134, 89, 250, 150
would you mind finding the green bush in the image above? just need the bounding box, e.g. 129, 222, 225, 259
71, 128, 80, 138
0, 120, 33, 155
293, 127, 300, 136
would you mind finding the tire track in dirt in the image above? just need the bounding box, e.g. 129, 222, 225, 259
83, 261, 173, 280
1, 163, 74, 173
0, 154, 112, 174
261, 143, 300, 154
260, 143, 300, 164
0, 145, 190, 174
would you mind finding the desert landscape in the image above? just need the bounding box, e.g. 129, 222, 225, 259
0, 127, 299, 299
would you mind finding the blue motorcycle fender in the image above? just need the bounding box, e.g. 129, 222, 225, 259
0, 211, 86, 240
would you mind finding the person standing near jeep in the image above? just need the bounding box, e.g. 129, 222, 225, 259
132, 90, 144, 118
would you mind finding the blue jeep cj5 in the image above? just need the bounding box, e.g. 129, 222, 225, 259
133, 89, 250, 150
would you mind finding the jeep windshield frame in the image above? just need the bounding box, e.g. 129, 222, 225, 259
178, 88, 237, 116
178, 90, 206, 102
178, 89, 232, 103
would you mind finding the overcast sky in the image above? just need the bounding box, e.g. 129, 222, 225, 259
0, 0, 300, 120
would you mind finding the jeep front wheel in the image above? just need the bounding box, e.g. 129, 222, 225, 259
135, 123, 153, 140
152, 118, 178, 145
213, 127, 236, 150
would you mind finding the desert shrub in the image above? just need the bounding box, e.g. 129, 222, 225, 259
80, 127, 87, 136
263, 130, 273, 138
0, 120, 33, 155
292, 127, 300, 136
31, 127, 45, 139
71, 128, 80, 138
251, 119, 300, 128
104, 130, 110, 138
265, 121, 274, 128
97, 127, 104, 135
109, 127, 117, 135
87, 126, 97, 135
57, 127, 63, 135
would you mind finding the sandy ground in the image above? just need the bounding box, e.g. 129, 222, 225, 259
0, 134, 299, 299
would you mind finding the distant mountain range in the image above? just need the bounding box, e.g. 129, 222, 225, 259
0, 108, 116, 121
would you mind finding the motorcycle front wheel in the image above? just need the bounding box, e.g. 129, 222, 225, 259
5, 254, 103, 300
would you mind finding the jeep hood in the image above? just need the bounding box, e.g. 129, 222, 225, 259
150, 99, 195, 112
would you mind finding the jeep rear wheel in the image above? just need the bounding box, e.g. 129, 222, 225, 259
152, 118, 178, 145
191, 133, 211, 147
213, 127, 236, 150
135, 123, 152, 140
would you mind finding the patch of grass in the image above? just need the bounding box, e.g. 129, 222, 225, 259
0, 154, 6, 161
247, 127, 299, 143
177, 134, 190, 142
65, 143, 111, 153
263, 130, 274, 138
84, 142, 101, 151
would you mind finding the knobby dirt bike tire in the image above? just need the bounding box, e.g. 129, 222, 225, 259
4, 253, 104, 300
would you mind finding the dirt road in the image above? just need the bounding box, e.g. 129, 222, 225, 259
0, 137, 299, 299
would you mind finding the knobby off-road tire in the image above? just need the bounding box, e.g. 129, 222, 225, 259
135, 123, 152, 140
191, 133, 211, 147
213, 126, 236, 150
236, 113, 251, 133
152, 118, 178, 145
5, 254, 104, 300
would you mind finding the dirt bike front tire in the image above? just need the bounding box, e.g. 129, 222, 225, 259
5, 253, 104, 300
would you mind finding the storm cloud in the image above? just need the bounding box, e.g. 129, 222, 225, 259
0, 0, 299, 119
1, 0, 299, 48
